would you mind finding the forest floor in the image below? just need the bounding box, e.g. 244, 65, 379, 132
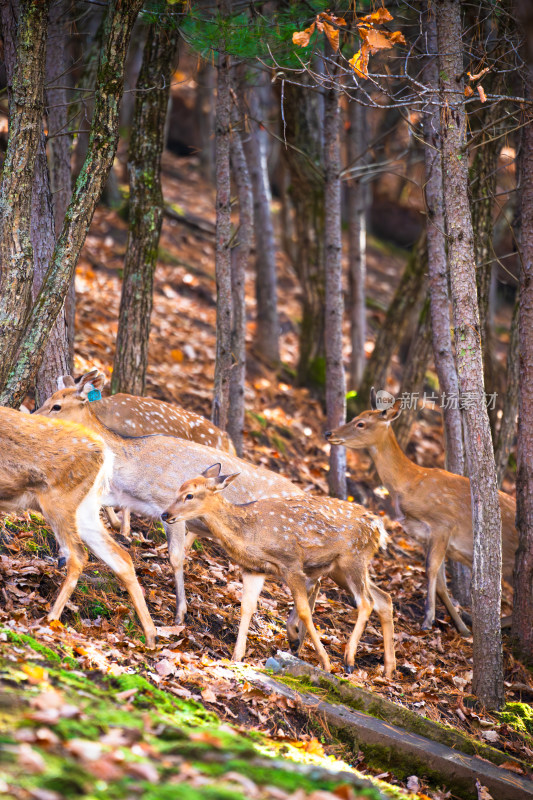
1, 152, 532, 800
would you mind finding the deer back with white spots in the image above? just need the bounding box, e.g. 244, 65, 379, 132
36, 370, 304, 624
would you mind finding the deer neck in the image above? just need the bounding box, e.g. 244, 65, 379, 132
368, 426, 421, 499
82, 408, 126, 451
200, 498, 251, 559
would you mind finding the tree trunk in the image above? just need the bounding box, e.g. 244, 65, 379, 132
346, 100, 368, 391
495, 300, 519, 486
282, 79, 325, 389
111, 9, 179, 396
472, 132, 501, 435
36, 0, 73, 399
212, 0, 232, 430
0, 0, 144, 408
436, 0, 503, 709
32, 131, 69, 404
355, 234, 427, 413
422, 2, 470, 605
0, 0, 51, 386
196, 59, 215, 181
243, 73, 280, 366
227, 79, 253, 457
512, 46, 533, 664
324, 77, 346, 499
394, 300, 432, 450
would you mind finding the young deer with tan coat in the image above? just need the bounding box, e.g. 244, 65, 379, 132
57, 372, 235, 536
36, 371, 304, 624
326, 390, 518, 636
0, 407, 156, 647
162, 464, 396, 677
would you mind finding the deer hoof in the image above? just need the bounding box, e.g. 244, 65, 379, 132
344, 663, 355, 674
144, 631, 157, 649
57, 556, 66, 569
288, 639, 300, 655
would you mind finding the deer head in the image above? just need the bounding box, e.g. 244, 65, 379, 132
35, 369, 106, 424
161, 463, 240, 524
325, 389, 402, 449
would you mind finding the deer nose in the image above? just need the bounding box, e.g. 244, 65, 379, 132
324, 431, 332, 440
161, 512, 170, 522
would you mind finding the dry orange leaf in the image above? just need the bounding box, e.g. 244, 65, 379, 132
292, 21, 316, 48
465, 85, 475, 97
477, 84, 487, 103
22, 663, 47, 684
49, 619, 64, 631
349, 46, 370, 78
360, 7, 393, 24
170, 348, 184, 362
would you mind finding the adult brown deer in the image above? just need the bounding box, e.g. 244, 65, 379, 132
0, 407, 156, 647
36, 371, 303, 624
326, 389, 518, 636
57, 371, 235, 536
161, 464, 396, 676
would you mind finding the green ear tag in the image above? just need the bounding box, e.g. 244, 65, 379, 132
87, 388, 102, 402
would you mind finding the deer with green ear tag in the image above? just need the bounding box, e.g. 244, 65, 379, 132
162, 464, 396, 677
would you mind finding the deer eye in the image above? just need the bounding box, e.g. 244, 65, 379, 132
52, 404, 61, 411
356, 421, 365, 428
185, 493, 194, 501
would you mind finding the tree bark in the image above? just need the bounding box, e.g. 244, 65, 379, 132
227, 78, 253, 456
282, 79, 325, 388
324, 76, 346, 499
111, 9, 179, 396
512, 46, 533, 664
46, 0, 74, 367
0, 0, 144, 408
495, 301, 519, 486
196, 59, 215, 181
243, 73, 280, 366
422, 2, 470, 605
346, 99, 368, 392
436, 0, 503, 709
212, 0, 233, 430
394, 300, 432, 450
0, 0, 51, 385
355, 234, 427, 412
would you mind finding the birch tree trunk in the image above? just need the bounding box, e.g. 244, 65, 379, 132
227, 79, 253, 456
0, 0, 51, 385
512, 25, 533, 663
346, 100, 367, 391
422, 2, 470, 605
212, 0, 232, 429
243, 74, 280, 366
436, 0, 503, 709
112, 10, 179, 396
0, 0, 144, 408
324, 75, 346, 500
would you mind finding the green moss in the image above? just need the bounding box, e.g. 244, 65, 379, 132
497, 702, 533, 742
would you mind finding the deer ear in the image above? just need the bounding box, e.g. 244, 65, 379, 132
77, 369, 106, 397
202, 463, 222, 479
370, 387, 377, 410
381, 399, 402, 422
213, 472, 240, 492
57, 375, 75, 390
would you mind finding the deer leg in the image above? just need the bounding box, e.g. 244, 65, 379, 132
232, 572, 265, 662
422, 533, 449, 630
286, 578, 321, 654
76, 496, 156, 648
436, 563, 471, 636
120, 508, 131, 539
342, 570, 374, 674
165, 519, 189, 623
285, 574, 331, 672
105, 507, 121, 531
48, 527, 88, 621
369, 580, 396, 678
